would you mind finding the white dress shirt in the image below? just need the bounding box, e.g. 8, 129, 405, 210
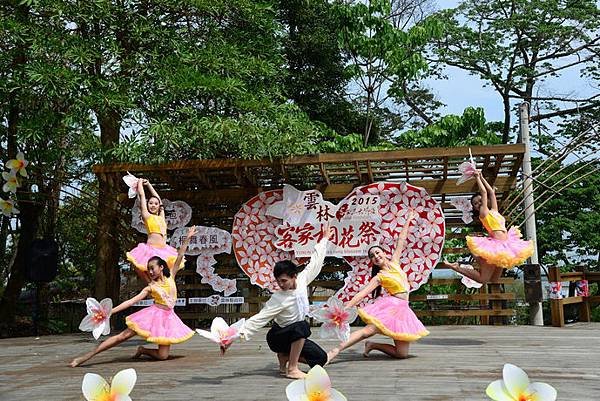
240, 239, 328, 340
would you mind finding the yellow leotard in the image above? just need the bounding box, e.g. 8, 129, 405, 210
480, 210, 507, 234
377, 263, 408, 295
145, 214, 167, 236
150, 276, 177, 309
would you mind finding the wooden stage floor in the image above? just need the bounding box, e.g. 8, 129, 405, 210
1, 324, 599, 401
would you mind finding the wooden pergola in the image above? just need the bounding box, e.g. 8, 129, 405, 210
93, 144, 526, 326
94, 144, 525, 227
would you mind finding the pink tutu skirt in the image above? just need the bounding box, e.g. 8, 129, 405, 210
358, 296, 429, 342
126, 242, 183, 272
466, 226, 534, 269
126, 304, 194, 345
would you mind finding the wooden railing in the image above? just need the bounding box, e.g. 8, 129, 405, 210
548, 266, 600, 327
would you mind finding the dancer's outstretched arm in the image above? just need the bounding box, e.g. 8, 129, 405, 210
478, 173, 498, 211
474, 172, 490, 217
111, 287, 150, 315
137, 179, 150, 219
172, 226, 196, 277
345, 277, 380, 308
299, 225, 333, 285
391, 210, 418, 265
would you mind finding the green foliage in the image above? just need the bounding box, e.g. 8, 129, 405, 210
333, 0, 444, 143
536, 160, 600, 270
431, 0, 600, 142
109, 104, 333, 162
396, 107, 502, 148
277, 0, 361, 135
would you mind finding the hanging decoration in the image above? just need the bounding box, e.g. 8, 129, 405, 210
232, 182, 445, 301
170, 226, 237, 296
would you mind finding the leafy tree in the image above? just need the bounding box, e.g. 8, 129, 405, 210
334, 0, 443, 145
431, 0, 600, 143
277, 0, 362, 136
395, 107, 502, 148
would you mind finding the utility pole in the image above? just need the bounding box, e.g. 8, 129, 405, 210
519, 102, 544, 326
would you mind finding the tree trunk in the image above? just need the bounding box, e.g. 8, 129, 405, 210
502, 94, 511, 143
0, 201, 42, 323
93, 112, 122, 302
0, 216, 9, 281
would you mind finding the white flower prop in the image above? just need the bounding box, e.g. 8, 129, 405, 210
457, 161, 478, 185
122, 172, 139, 199
457, 148, 477, 186
195, 317, 245, 347
311, 297, 358, 342
450, 197, 474, 224
2, 171, 19, 193
82, 368, 137, 401
486, 363, 557, 401
79, 298, 113, 340
5, 151, 29, 177
286, 365, 347, 401
0, 198, 19, 217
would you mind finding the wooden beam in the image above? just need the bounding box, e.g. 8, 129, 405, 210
319, 176, 517, 199
319, 163, 330, 185
93, 144, 525, 174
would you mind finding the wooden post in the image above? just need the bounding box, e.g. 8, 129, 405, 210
548, 266, 565, 327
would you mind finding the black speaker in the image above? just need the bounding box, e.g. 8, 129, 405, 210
522, 264, 543, 303
26, 239, 59, 282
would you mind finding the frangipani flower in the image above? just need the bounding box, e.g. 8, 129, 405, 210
195, 317, 245, 347
79, 298, 113, 340
286, 365, 346, 401
311, 297, 358, 342
2, 171, 19, 193
122, 172, 139, 199
5, 151, 28, 177
486, 363, 557, 401
457, 161, 477, 185
0, 198, 19, 217
82, 368, 137, 401
450, 197, 473, 224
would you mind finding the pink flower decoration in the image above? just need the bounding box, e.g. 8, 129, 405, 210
311, 297, 358, 342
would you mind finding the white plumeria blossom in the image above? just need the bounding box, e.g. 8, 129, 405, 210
122, 172, 139, 198
457, 160, 477, 185
0, 198, 19, 216
2, 171, 19, 193
195, 317, 245, 347
5, 151, 29, 177
310, 297, 358, 342
82, 368, 137, 401
286, 365, 347, 401
79, 298, 113, 340
486, 363, 557, 401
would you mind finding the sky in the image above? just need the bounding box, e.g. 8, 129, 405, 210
426, 0, 598, 123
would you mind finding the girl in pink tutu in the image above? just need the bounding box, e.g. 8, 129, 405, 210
70, 226, 197, 367
126, 179, 183, 282
442, 171, 534, 283
327, 210, 428, 362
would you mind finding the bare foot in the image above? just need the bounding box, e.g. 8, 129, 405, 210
363, 341, 373, 357
132, 346, 144, 359
277, 353, 288, 375
326, 348, 339, 365
286, 368, 306, 379
69, 357, 84, 368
